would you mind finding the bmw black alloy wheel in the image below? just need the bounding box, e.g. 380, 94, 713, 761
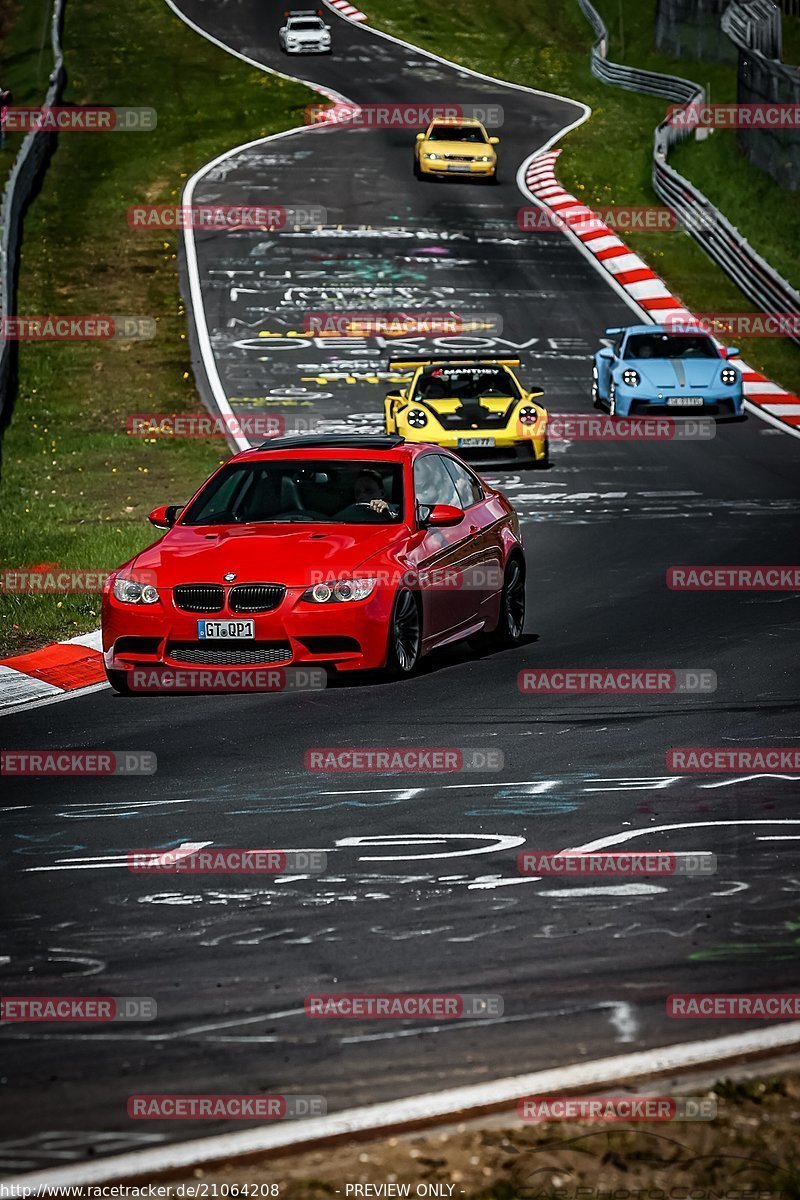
391, 590, 421, 674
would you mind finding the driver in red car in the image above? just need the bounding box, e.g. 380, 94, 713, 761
351, 469, 399, 517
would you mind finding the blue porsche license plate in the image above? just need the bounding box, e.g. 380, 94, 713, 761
197, 619, 254, 639
667, 397, 704, 406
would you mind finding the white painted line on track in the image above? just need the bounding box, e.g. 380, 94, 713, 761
469, 818, 800, 889
163, 0, 354, 453
164, 0, 590, 453
10, 1022, 800, 1187
319, 4, 591, 125
0, 680, 109, 719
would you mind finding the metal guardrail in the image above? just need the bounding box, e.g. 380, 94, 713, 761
722, 1, 800, 186
576, 0, 800, 346
722, 0, 782, 58
578, 0, 700, 101
0, 0, 66, 431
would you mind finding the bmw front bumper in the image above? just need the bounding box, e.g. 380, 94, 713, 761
102, 585, 396, 682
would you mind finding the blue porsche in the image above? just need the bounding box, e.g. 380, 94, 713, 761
591, 324, 745, 418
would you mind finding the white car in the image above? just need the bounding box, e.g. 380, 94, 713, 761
279, 11, 332, 54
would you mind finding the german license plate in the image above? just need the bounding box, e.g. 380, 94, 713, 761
667, 397, 704, 407
458, 437, 495, 447
447, 164, 471, 172
197, 619, 254, 639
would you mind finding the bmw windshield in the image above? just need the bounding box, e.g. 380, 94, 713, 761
181, 460, 404, 525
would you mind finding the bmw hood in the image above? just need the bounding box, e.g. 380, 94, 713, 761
628, 359, 724, 390
125, 524, 405, 589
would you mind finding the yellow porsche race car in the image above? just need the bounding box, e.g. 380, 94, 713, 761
414, 118, 499, 182
384, 357, 549, 465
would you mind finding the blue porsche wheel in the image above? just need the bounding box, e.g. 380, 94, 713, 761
591, 367, 603, 409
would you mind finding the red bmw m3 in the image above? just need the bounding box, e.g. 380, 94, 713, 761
101, 435, 526, 692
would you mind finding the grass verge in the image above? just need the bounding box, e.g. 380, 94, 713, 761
0, 0, 312, 657
161, 1070, 800, 1197
361, 0, 800, 396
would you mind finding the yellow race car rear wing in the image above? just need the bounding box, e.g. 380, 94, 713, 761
388, 357, 521, 370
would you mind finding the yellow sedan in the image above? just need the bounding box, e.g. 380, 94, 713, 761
414, 118, 499, 182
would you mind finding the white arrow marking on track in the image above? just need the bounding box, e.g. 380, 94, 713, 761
24, 842, 212, 873
336, 833, 525, 861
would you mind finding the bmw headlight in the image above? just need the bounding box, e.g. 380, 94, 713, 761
621, 369, 641, 387
113, 577, 160, 605
407, 408, 428, 428
424, 152, 440, 160
302, 578, 377, 604
478, 155, 492, 162
721, 366, 738, 385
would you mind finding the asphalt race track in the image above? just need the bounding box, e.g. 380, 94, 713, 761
1, 0, 800, 1175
